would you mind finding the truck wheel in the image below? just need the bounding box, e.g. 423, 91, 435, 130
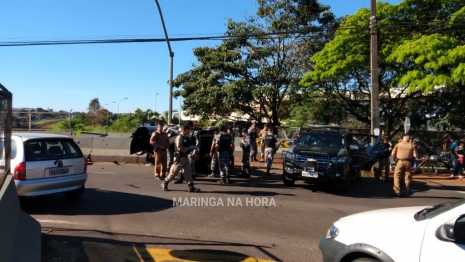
283, 174, 295, 186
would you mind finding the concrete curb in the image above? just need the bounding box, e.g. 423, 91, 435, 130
0, 175, 41, 262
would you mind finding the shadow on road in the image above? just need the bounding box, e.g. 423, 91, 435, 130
20, 188, 173, 216
41, 228, 279, 262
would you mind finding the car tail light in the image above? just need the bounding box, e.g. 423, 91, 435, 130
84, 158, 88, 173
14, 162, 26, 180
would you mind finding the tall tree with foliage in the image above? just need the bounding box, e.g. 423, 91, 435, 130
300, 0, 465, 136
173, 0, 338, 126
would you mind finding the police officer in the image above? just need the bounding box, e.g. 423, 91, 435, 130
216, 126, 233, 184
209, 130, 220, 177
239, 128, 251, 177
173, 121, 200, 184
161, 125, 200, 192
391, 132, 417, 197
248, 122, 258, 161
262, 126, 280, 176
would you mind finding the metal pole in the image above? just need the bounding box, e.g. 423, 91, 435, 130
370, 0, 380, 135
28, 109, 32, 132
118, 98, 127, 120
155, 93, 158, 113
154, 0, 174, 124
68, 109, 73, 134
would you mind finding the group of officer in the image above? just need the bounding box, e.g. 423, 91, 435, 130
151, 121, 280, 193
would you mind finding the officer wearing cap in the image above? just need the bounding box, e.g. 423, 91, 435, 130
239, 127, 251, 177
391, 132, 417, 197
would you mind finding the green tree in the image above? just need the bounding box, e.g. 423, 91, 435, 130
173, 0, 338, 126
300, 0, 465, 137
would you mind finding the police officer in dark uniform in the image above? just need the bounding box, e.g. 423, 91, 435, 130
216, 126, 233, 184
262, 126, 280, 176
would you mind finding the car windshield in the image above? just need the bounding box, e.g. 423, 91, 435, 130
296, 132, 344, 148
414, 198, 465, 221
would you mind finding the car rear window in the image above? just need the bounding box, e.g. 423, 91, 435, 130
25, 138, 83, 162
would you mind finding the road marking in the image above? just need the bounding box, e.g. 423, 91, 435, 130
88, 171, 117, 174
37, 219, 88, 226
84, 242, 275, 262
457, 191, 465, 194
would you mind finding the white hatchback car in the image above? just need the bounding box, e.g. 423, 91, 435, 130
9, 133, 88, 200
320, 199, 465, 262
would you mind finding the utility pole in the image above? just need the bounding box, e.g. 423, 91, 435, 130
370, 0, 380, 136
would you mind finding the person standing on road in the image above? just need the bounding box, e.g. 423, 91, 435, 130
248, 122, 258, 162
163, 125, 178, 177
453, 141, 464, 179
209, 130, 220, 177
390, 133, 417, 197
216, 126, 233, 184
149, 123, 170, 180
450, 136, 460, 178
161, 125, 200, 192
239, 128, 251, 177
263, 126, 280, 176
258, 124, 269, 162
379, 136, 392, 182
173, 121, 200, 184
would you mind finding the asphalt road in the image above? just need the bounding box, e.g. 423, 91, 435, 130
19, 158, 465, 262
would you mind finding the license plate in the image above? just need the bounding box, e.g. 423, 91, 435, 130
50, 168, 69, 176
302, 171, 318, 178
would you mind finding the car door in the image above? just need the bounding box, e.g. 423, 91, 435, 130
349, 133, 382, 171
129, 126, 156, 155
419, 204, 465, 262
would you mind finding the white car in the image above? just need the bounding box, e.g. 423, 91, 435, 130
320, 199, 465, 262
9, 133, 88, 200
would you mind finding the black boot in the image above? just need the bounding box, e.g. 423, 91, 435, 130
225, 176, 231, 184
217, 177, 227, 184
188, 184, 200, 192
174, 174, 184, 184
161, 181, 169, 191
266, 169, 271, 176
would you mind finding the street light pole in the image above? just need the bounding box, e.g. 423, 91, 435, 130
154, 0, 174, 124
104, 101, 115, 125
370, 0, 380, 135
117, 98, 128, 120
155, 93, 158, 113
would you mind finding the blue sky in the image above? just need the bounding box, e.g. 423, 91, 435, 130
0, 0, 401, 115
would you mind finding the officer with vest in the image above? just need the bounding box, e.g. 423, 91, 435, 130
239, 128, 251, 177
161, 124, 200, 192
263, 126, 280, 176
391, 132, 417, 197
216, 126, 233, 184
209, 130, 220, 177
173, 121, 200, 184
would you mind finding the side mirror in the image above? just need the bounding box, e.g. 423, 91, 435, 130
289, 140, 295, 146
436, 215, 465, 243
350, 144, 359, 151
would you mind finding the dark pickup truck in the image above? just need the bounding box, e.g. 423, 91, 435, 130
282, 125, 382, 192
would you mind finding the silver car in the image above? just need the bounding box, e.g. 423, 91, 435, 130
10, 133, 88, 200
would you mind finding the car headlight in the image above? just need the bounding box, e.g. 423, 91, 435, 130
285, 152, 295, 160
325, 225, 339, 239
330, 157, 347, 163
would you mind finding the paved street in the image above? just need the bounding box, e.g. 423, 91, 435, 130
19, 158, 465, 262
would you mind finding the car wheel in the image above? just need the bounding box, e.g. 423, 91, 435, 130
63, 185, 85, 200
352, 258, 380, 262
283, 173, 295, 186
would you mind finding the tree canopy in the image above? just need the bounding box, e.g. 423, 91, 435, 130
173, 0, 338, 126
300, 0, 465, 136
